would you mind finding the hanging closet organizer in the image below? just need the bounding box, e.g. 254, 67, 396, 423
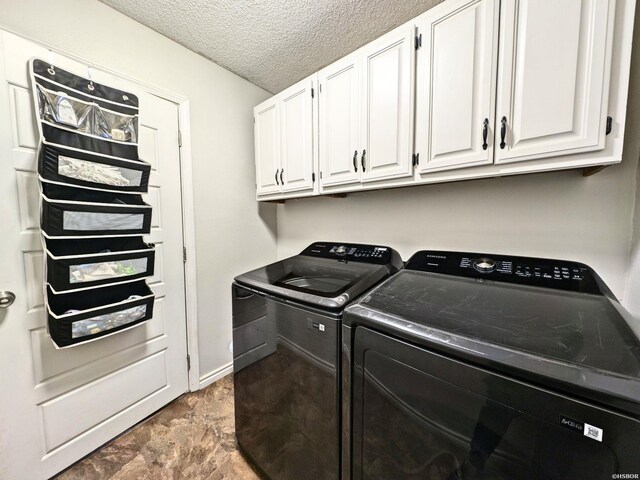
30, 58, 156, 348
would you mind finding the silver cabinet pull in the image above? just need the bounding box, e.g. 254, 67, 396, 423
0, 291, 16, 308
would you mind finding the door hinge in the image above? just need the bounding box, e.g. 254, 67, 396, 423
412, 153, 420, 166
312, 172, 316, 183
415, 33, 422, 50
178, 130, 182, 147
183, 246, 187, 263
606, 116, 613, 135
186, 354, 191, 371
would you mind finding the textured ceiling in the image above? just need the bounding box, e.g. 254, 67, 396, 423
98, 0, 444, 93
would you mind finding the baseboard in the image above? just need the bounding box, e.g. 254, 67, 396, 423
198, 362, 233, 389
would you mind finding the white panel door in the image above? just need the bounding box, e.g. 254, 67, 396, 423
254, 97, 281, 196
318, 55, 361, 188
359, 24, 414, 183
415, 0, 499, 173
279, 76, 315, 193
494, 0, 615, 164
0, 31, 188, 480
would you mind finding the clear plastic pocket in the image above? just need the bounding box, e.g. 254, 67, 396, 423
58, 155, 143, 187
47, 281, 155, 348
95, 108, 138, 142
41, 183, 152, 237
69, 257, 148, 284
71, 304, 148, 339
37, 84, 93, 133
45, 237, 155, 292
36, 84, 139, 144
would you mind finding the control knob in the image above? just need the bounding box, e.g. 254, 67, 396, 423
473, 257, 496, 273
335, 245, 347, 255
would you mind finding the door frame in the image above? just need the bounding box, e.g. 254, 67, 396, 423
3, 28, 202, 392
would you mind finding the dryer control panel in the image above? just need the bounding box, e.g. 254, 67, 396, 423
405, 251, 601, 294
301, 242, 400, 266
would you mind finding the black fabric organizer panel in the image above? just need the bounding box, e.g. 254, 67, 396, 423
47, 281, 154, 348
41, 123, 138, 160
39, 143, 151, 194
41, 183, 152, 237
32, 59, 140, 109
32, 58, 155, 347
33, 58, 140, 162
46, 237, 155, 292
34, 75, 138, 116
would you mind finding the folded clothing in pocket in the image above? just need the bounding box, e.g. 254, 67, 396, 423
39, 143, 151, 193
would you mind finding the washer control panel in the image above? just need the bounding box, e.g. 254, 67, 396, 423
301, 242, 395, 265
406, 251, 600, 294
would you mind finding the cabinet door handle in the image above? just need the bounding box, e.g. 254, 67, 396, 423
500, 116, 507, 149
361, 150, 366, 172
275, 169, 280, 185
482, 118, 489, 150
280, 169, 284, 185
353, 150, 358, 172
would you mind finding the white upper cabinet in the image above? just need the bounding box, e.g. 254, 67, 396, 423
415, 0, 499, 173
318, 54, 361, 188
359, 24, 415, 183
254, 0, 631, 201
254, 75, 317, 199
279, 77, 316, 193
254, 97, 280, 196
494, 0, 615, 164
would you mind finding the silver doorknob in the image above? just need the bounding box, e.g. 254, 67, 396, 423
0, 291, 16, 308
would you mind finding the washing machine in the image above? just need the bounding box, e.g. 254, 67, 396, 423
232, 241, 402, 480
342, 250, 640, 480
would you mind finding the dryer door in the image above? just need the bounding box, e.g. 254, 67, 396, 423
351, 327, 640, 480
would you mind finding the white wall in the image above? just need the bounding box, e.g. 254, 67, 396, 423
277, 7, 640, 308
277, 166, 635, 298
622, 5, 640, 318
0, 0, 276, 384
627, 165, 640, 317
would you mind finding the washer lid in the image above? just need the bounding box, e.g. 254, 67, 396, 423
345, 269, 640, 415
235, 242, 402, 310
235, 255, 392, 310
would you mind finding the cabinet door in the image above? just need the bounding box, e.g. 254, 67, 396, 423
359, 25, 414, 183
254, 97, 281, 196
280, 76, 315, 193
494, 0, 615, 164
415, 0, 499, 173
319, 55, 361, 188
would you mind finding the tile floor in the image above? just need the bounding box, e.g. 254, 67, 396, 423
55, 375, 259, 480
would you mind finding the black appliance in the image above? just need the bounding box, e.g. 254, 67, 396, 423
342, 250, 640, 480
233, 241, 402, 480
